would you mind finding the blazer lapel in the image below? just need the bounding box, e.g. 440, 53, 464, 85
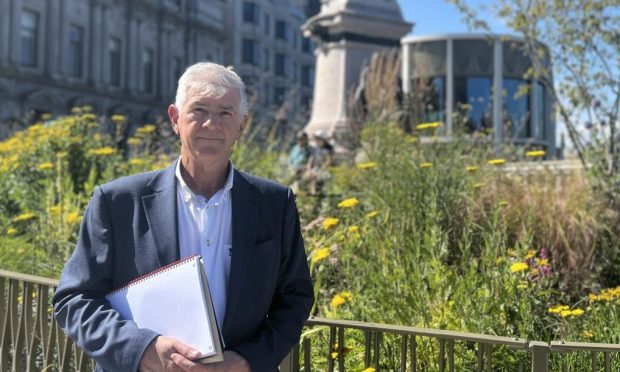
142, 162, 180, 267
223, 170, 259, 336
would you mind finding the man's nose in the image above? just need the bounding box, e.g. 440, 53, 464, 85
201, 113, 221, 128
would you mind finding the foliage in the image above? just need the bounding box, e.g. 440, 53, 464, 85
1, 110, 619, 369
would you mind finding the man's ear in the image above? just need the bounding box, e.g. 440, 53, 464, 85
168, 104, 180, 135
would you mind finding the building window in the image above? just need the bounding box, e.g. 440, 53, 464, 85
301, 65, 313, 87
172, 57, 182, 94
263, 13, 270, 35
275, 20, 288, 41
68, 25, 84, 78
273, 86, 286, 105
20, 9, 38, 67
275, 53, 288, 77
142, 49, 154, 93
243, 2, 258, 24
263, 47, 270, 71
242, 39, 258, 65
503, 78, 531, 139
302, 37, 311, 53
109, 37, 121, 86
454, 76, 493, 133
292, 31, 298, 50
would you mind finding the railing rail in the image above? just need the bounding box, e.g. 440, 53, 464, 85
1, 269, 619, 371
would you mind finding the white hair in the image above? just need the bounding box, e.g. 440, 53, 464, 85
174, 62, 248, 116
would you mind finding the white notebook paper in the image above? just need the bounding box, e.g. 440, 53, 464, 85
106, 255, 223, 363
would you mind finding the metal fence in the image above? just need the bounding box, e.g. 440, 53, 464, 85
1, 269, 619, 372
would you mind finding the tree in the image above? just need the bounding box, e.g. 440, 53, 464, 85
449, 0, 620, 202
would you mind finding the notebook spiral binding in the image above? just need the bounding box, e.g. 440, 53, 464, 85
106, 255, 200, 297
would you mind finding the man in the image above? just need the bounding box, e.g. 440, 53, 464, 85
53, 62, 314, 372
286, 131, 311, 191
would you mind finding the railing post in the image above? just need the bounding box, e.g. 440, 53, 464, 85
279, 344, 300, 372
529, 341, 549, 372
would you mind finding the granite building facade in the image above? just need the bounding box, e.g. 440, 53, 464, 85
0, 0, 317, 134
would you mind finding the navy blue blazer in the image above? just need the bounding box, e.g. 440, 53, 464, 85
52, 162, 314, 371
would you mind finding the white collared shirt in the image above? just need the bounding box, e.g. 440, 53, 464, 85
175, 159, 234, 332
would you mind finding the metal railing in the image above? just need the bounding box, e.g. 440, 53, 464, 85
1, 269, 619, 372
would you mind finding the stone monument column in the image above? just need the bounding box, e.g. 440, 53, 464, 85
302, 0, 411, 151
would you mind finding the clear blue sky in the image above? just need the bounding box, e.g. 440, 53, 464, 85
396, 0, 511, 36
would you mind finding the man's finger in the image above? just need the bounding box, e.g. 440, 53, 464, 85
171, 353, 199, 371
170, 340, 202, 360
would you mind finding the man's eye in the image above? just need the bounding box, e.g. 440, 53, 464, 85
192, 107, 205, 113
221, 111, 233, 117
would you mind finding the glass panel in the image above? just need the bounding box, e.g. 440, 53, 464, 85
535, 82, 545, 140
454, 76, 493, 132
410, 41, 446, 78
503, 41, 532, 78
276, 20, 288, 41
411, 76, 445, 126
243, 2, 258, 24
20, 9, 38, 67
453, 39, 493, 76
275, 53, 288, 77
503, 78, 531, 138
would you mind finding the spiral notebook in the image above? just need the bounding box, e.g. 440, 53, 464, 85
106, 255, 223, 363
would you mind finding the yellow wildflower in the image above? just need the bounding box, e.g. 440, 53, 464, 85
496, 257, 505, 265
473, 182, 485, 188
57, 151, 68, 159
560, 310, 572, 318
137, 124, 157, 134
81, 105, 93, 112
419, 162, 433, 168
41, 113, 52, 120
37, 162, 54, 171
525, 250, 536, 260
366, 211, 379, 218
82, 113, 96, 121
89, 147, 116, 156
127, 137, 142, 146
517, 283, 528, 289
488, 159, 506, 166
537, 258, 549, 266
582, 330, 593, 339
526, 150, 546, 158
362, 368, 376, 372
13, 212, 36, 223
338, 198, 359, 209
70, 107, 82, 114
129, 158, 145, 166
415, 122, 441, 130
322, 218, 339, 230
331, 292, 352, 307
465, 166, 478, 172
357, 162, 377, 170
498, 200, 508, 206
548, 305, 570, 314
570, 309, 585, 316
7, 228, 17, 235
49, 205, 61, 215
311, 248, 330, 264
66, 212, 81, 225
111, 114, 126, 123
348, 225, 359, 234
510, 262, 528, 273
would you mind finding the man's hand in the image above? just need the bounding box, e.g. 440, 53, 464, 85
139, 336, 203, 372
170, 350, 251, 372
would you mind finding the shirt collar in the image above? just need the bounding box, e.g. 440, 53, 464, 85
175, 157, 235, 204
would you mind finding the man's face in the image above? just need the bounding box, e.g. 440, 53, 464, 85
168, 87, 246, 166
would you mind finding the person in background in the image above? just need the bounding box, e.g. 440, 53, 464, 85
306, 130, 334, 195
287, 131, 312, 192
52, 62, 314, 372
